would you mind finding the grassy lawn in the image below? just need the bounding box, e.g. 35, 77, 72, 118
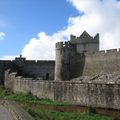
0, 86, 112, 120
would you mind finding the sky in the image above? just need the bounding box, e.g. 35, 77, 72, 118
0, 0, 120, 60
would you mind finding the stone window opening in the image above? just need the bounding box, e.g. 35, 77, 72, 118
46, 73, 49, 80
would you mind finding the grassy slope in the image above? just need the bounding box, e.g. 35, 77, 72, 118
0, 86, 112, 120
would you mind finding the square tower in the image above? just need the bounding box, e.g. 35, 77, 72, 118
70, 31, 99, 53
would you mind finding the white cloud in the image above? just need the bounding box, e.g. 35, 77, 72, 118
0, 55, 17, 60
0, 32, 5, 40
22, 0, 120, 60
22, 32, 66, 60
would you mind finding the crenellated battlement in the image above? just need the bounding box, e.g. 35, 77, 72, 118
56, 34, 120, 57
84, 48, 120, 57
70, 34, 76, 42
55, 41, 71, 50
55, 42, 63, 49
106, 49, 118, 53
14, 57, 55, 65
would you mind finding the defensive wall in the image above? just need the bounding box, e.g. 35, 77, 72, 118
5, 70, 120, 110
55, 41, 120, 80
82, 48, 120, 75
17, 60, 55, 80
0, 58, 55, 84
70, 49, 120, 79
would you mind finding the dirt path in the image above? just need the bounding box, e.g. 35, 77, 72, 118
0, 100, 34, 120
0, 104, 14, 120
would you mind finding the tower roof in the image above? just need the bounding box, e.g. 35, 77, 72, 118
70, 31, 99, 44
80, 31, 92, 40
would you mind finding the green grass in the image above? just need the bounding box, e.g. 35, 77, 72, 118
0, 86, 67, 106
0, 86, 112, 120
26, 109, 111, 120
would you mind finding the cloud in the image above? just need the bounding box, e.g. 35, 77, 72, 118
22, 32, 66, 60
0, 55, 17, 60
22, 0, 120, 60
0, 32, 5, 40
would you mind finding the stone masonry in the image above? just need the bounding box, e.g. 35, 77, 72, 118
3, 31, 120, 110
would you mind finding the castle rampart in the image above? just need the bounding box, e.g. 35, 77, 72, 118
0, 57, 55, 84
55, 41, 72, 50
56, 46, 120, 80
5, 70, 120, 110
73, 49, 120, 76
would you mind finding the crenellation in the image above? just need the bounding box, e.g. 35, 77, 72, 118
24, 60, 54, 64
56, 41, 72, 50
83, 49, 120, 57
15, 55, 26, 61
70, 34, 76, 40
55, 42, 63, 49
9, 72, 17, 78
106, 49, 117, 53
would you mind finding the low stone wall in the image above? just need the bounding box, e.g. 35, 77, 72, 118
5, 71, 120, 110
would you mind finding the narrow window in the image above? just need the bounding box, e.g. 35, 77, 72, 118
46, 73, 49, 80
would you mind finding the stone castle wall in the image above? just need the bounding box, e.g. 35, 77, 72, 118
18, 60, 55, 80
2, 48, 120, 82
0, 59, 55, 84
83, 49, 120, 75
5, 71, 120, 110
55, 46, 120, 80
69, 49, 120, 79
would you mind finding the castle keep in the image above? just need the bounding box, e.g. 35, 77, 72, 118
55, 31, 99, 80
2, 31, 120, 110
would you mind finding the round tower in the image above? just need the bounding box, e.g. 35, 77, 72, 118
55, 42, 70, 81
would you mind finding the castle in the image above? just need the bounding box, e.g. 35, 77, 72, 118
55, 31, 99, 81
2, 31, 120, 110
0, 31, 99, 84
